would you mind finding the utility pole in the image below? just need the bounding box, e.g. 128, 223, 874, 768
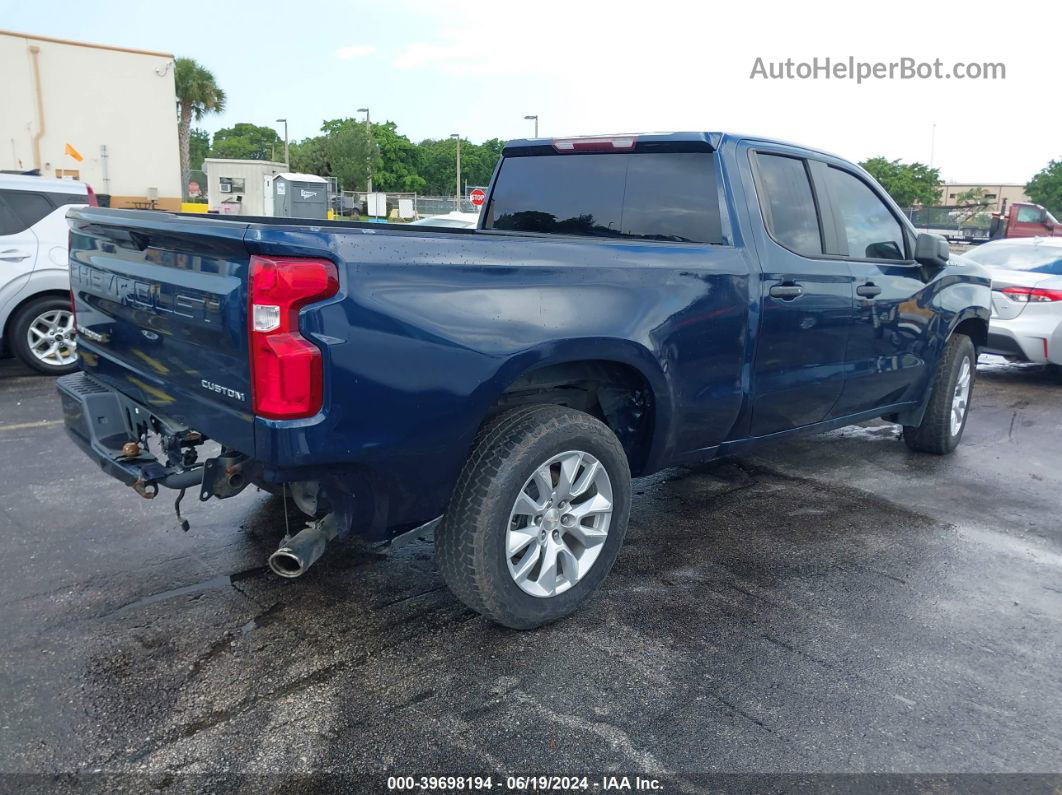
358, 107, 373, 192
524, 114, 539, 137
276, 118, 289, 166
451, 133, 461, 211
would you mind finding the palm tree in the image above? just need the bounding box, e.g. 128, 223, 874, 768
174, 58, 225, 200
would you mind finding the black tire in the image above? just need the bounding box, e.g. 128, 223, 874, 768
9, 296, 79, 376
902, 334, 976, 454
436, 405, 632, 629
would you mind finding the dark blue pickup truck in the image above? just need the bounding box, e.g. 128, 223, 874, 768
59, 132, 991, 628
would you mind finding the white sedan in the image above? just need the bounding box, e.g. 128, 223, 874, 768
963, 237, 1062, 366
410, 212, 479, 229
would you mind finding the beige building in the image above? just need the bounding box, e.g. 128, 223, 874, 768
0, 29, 182, 210
202, 158, 289, 215
939, 183, 1029, 213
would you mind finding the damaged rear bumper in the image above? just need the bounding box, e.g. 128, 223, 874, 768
56, 371, 250, 499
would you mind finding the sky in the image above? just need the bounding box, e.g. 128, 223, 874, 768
1, 0, 1056, 183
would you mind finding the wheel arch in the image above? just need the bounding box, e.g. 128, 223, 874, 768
479, 339, 673, 476
949, 309, 989, 350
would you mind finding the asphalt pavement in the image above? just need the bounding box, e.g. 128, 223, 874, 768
1, 356, 1060, 790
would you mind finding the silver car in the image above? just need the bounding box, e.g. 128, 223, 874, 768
963, 237, 1062, 368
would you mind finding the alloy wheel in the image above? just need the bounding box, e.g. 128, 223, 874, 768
505, 450, 614, 598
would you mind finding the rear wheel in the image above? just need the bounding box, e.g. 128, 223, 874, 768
436, 405, 631, 629
902, 334, 976, 454
10, 296, 79, 376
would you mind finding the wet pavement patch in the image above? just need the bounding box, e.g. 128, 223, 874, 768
1, 357, 1061, 778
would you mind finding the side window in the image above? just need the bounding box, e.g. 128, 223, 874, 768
755, 154, 823, 256
1016, 206, 1043, 224
824, 168, 906, 260
0, 196, 22, 236
0, 190, 55, 233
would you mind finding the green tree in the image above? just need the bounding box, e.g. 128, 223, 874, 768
322, 118, 380, 191
952, 187, 992, 229
372, 122, 426, 193
289, 136, 330, 176
416, 137, 461, 195
1026, 159, 1062, 217
210, 122, 282, 161
287, 118, 380, 192
859, 157, 941, 208
175, 57, 226, 200
188, 128, 210, 171
287, 118, 506, 196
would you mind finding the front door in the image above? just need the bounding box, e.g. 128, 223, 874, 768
817, 164, 931, 415
747, 150, 855, 436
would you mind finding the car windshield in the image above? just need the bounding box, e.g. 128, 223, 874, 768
964, 244, 1062, 275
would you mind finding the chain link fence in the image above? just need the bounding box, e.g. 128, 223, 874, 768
333, 191, 486, 221
902, 204, 993, 243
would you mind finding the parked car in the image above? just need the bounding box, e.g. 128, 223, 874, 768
0, 173, 95, 374
963, 237, 1062, 367
989, 202, 1062, 239
410, 211, 479, 228
57, 132, 991, 628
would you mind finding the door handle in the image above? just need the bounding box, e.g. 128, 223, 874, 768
856, 282, 882, 298
0, 249, 30, 262
769, 283, 804, 300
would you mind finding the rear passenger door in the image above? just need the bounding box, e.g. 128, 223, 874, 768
747, 149, 855, 436
817, 165, 931, 415
0, 191, 44, 280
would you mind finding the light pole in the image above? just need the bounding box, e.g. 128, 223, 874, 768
524, 115, 539, 137
358, 107, 372, 193
275, 118, 288, 166
451, 133, 461, 211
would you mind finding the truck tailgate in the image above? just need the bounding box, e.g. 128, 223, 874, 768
67, 208, 256, 453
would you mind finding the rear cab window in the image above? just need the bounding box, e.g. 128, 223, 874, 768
484, 152, 724, 244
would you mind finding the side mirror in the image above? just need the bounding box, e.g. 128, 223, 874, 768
915, 232, 950, 268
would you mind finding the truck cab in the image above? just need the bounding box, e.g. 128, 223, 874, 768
991, 202, 1062, 239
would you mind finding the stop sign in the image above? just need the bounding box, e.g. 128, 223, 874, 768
469, 188, 486, 207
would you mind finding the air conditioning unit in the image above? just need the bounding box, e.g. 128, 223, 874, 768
219, 182, 231, 193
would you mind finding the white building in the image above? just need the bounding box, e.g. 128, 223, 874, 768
0, 29, 182, 210
202, 158, 289, 215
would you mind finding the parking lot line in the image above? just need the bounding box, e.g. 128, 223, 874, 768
0, 419, 63, 433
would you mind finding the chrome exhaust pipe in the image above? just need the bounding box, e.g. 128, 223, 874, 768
268, 515, 339, 578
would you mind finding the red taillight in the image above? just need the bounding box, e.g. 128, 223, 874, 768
85, 184, 98, 206
1000, 286, 1062, 303
552, 135, 638, 153
248, 255, 339, 419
